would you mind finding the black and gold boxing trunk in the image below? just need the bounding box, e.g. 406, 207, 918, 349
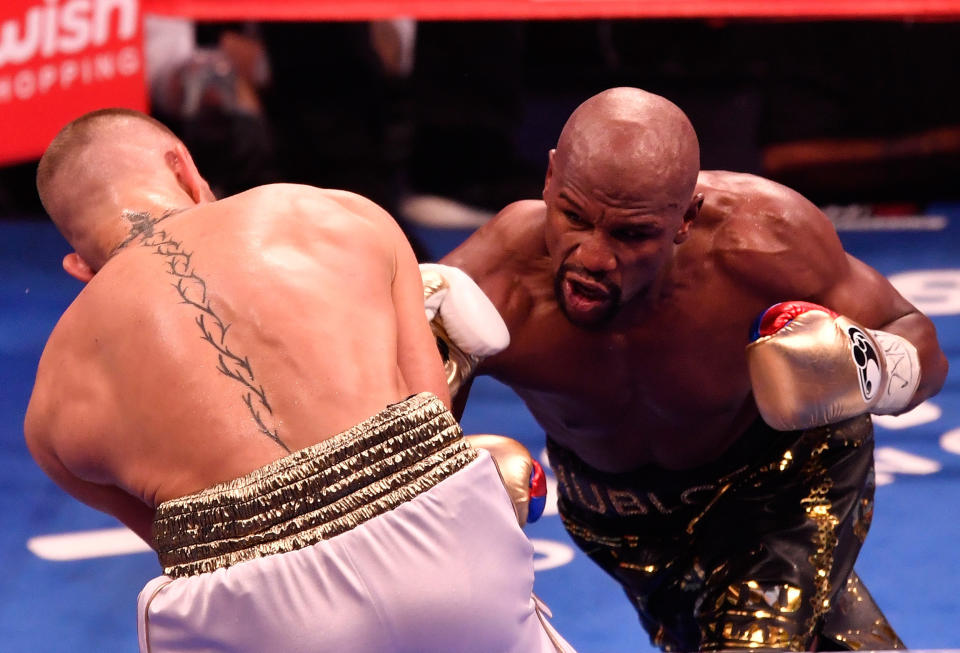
547, 415, 903, 651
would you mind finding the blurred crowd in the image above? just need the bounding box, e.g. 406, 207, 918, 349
3, 18, 960, 244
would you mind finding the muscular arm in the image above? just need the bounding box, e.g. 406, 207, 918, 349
720, 174, 948, 411
443, 201, 542, 290
25, 434, 156, 543
322, 187, 451, 405
24, 390, 156, 545
442, 200, 546, 378
814, 254, 948, 410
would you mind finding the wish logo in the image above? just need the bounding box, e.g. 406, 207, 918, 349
848, 326, 881, 402
0, 0, 145, 164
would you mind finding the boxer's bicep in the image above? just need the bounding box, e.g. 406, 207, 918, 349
816, 254, 917, 331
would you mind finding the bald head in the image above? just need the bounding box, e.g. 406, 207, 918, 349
554, 88, 700, 208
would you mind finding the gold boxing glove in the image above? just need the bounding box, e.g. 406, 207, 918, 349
746, 301, 921, 431
420, 263, 510, 397
465, 434, 546, 527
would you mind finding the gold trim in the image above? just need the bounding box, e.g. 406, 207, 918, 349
686, 481, 732, 535
153, 393, 476, 577
800, 437, 840, 645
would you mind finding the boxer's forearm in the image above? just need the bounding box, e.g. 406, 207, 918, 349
747, 302, 925, 430
874, 310, 949, 410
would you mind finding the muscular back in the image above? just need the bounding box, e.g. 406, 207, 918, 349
25, 184, 447, 538
446, 172, 908, 473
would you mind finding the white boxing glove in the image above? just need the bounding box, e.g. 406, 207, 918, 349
746, 301, 921, 431
420, 263, 510, 396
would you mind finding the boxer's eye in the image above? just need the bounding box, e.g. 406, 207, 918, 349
564, 211, 587, 227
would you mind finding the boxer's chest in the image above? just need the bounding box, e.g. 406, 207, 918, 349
485, 274, 767, 470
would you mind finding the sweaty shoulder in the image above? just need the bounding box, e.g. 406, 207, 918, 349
228, 184, 405, 262
442, 200, 550, 335
443, 200, 548, 281
238, 184, 401, 233
694, 171, 848, 299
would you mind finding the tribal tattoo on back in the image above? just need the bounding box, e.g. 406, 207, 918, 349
118, 209, 290, 452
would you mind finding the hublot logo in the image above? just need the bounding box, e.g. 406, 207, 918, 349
552, 461, 745, 519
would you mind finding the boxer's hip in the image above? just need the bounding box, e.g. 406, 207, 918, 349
545, 414, 874, 530
546, 415, 877, 651
140, 392, 569, 653
152, 391, 475, 577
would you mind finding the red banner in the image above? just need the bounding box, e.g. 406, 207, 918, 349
141, 0, 960, 21
0, 0, 148, 166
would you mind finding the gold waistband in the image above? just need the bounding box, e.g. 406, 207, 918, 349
153, 392, 476, 578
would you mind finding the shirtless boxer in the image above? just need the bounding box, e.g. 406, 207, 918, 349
24, 108, 572, 653
431, 88, 949, 650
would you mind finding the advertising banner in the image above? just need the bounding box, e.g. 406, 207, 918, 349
0, 0, 148, 165
141, 0, 960, 20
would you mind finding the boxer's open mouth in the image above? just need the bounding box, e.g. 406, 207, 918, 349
554, 266, 622, 328
563, 277, 613, 313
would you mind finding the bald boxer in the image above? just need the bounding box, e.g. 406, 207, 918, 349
434, 88, 948, 650
25, 108, 573, 653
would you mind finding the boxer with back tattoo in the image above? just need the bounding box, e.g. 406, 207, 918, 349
25, 108, 572, 653
429, 87, 948, 650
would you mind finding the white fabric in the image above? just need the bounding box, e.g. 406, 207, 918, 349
137, 450, 574, 653
420, 263, 510, 357
868, 328, 921, 414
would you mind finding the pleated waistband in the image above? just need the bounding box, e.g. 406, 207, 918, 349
153, 392, 476, 578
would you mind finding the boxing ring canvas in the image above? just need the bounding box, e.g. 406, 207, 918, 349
1, 207, 958, 652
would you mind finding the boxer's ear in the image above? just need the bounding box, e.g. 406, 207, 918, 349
674, 193, 703, 244
62, 252, 94, 283
543, 149, 557, 197
167, 142, 216, 203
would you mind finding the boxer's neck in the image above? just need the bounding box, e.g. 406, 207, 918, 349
104, 206, 190, 262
